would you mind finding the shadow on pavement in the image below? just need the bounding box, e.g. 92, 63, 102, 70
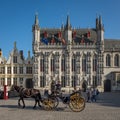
94, 92, 120, 108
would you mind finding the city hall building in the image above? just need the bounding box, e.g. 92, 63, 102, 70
32, 14, 120, 92
1, 15, 120, 92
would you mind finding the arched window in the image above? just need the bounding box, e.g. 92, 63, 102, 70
114, 54, 119, 66
40, 76, 46, 87
72, 55, 76, 72
106, 54, 111, 66
61, 55, 65, 72
82, 54, 86, 72
40, 57, 44, 72
61, 76, 66, 87
93, 55, 97, 72
51, 57, 55, 72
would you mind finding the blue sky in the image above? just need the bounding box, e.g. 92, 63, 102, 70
0, 0, 120, 58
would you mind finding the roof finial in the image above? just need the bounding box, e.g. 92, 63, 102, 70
14, 41, 17, 50
35, 12, 39, 25
65, 14, 71, 30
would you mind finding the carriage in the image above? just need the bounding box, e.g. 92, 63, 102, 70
11, 85, 85, 112
41, 90, 86, 112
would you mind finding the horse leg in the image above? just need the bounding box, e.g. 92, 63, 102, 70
21, 98, 25, 108
37, 100, 41, 108
33, 98, 37, 109
18, 98, 21, 107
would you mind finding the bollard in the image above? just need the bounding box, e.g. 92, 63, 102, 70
4, 85, 8, 100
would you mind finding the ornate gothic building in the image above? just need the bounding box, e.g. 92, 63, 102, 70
32, 14, 120, 92
1, 14, 120, 92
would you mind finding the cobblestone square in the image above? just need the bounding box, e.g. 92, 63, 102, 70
0, 92, 120, 120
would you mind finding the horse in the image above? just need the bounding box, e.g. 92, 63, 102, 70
11, 85, 42, 109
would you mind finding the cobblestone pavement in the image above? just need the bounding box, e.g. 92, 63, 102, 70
0, 92, 120, 120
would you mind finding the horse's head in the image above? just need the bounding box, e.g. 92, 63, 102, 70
10, 85, 21, 92
10, 85, 15, 91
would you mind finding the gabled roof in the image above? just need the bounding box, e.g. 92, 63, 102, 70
104, 39, 120, 51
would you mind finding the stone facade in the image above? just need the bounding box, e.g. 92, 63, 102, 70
0, 42, 33, 90
32, 14, 120, 92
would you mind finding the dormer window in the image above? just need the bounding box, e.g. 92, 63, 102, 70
13, 56, 17, 63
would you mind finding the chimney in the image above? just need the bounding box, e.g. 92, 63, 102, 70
19, 50, 24, 60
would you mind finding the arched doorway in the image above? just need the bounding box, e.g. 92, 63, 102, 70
104, 79, 111, 92
82, 81, 87, 92
26, 79, 33, 88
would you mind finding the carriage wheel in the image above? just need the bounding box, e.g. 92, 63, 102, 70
69, 96, 85, 112
42, 98, 55, 110
49, 96, 59, 109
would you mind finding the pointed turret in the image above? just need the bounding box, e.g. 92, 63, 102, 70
65, 15, 72, 30
14, 41, 17, 50
64, 15, 72, 44
96, 15, 99, 30
35, 13, 39, 25
99, 15, 104, 30
32, 13, 40, 53
32, 13, 40, 31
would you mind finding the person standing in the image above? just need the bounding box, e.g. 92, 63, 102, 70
50, 79, 56, 95
91, 88, 97, 102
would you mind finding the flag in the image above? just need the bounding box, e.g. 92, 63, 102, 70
44, 31, 48, 38
61, 38, 66, 45
87, 31, 90, 38
51, 38, 55, 44
41, 38, 48, 45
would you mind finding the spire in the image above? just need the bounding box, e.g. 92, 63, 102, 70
32, 13, 40, 31
14, 41, 17, 50
65, 15, 72, 30
35, 13, 39, 25
99, 15, 104, 30
96, 15, 99, 30
99, 15, 102, 26
28, 51, 30, 58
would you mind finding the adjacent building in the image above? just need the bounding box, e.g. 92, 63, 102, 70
0, 42, 33, 90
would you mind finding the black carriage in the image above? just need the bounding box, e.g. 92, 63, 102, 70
41, 90, 86, 112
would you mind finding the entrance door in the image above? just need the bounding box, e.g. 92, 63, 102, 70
26, 79, 33, 88
82, 81, 87, 92
104, 79, 111, 92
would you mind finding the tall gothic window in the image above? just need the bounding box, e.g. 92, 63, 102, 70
82, 54, 86, 72
19, 67, 23, 74
61, 76, 66, 87
61, 56, 65, 72
26, 67, 32, 74
51, 57, 55, 72
40, 76, 46, 87
13, 78, 17, 85
7, 78, 11, 86
40, 58, 44, 72
72, 56, 76, 72
7, 67, 11, 74
13, 67, 17, 74
106, 54, 111, 66
0, 78, 5, 86
93, 76, 97, 87
0, 67, 5, 74
72, 76, 76, 87
13, 56, 17, 63
114, 54, 119, 66
93, 55, 97, 72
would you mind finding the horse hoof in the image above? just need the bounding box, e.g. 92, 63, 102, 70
39, 105, 41, 108
23, 106, 25, 109
33, 106, 36, 109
